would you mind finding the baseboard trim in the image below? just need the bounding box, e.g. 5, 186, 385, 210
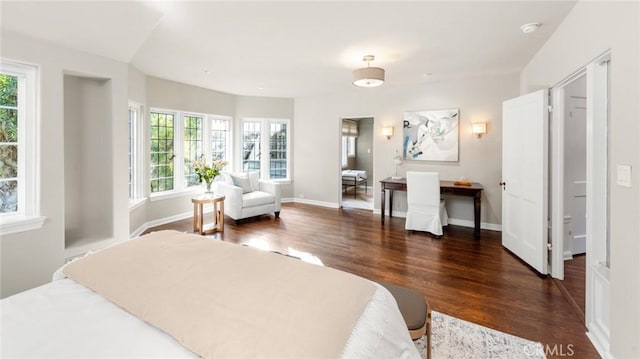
371, 209, 501, 231
130, 200, 501, 237
564, 250, 573, 260
293, 198, 340, 209
130, 208, 216, 239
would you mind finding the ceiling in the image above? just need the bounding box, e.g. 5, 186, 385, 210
1, 1, 576, 98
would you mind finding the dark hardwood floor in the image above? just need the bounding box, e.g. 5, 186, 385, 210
143, 203, 598, 358
560, 254, 587, 321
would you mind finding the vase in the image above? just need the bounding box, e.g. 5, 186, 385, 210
204, 179, 214, 195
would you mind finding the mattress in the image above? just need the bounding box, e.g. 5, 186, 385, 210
342, 169, 367, 179
1, 242, 419, 358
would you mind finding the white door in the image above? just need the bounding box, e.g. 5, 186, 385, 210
501, 89, 549, 274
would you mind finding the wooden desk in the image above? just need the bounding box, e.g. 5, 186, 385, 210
192, 194, 225, 235
380, 177, 484, 239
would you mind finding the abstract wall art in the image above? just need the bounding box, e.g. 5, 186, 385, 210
403, 108, 459, 162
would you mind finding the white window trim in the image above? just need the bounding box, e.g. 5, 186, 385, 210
0, 60, 45, 235
128, 102, 145, 208
241, 118, 291, 182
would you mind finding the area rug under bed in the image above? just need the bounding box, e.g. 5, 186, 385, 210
413, 311, 546, 359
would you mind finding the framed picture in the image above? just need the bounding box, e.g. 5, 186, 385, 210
403, 108, 459, 162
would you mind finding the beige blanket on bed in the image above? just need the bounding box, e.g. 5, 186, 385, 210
64, 230, 376, 358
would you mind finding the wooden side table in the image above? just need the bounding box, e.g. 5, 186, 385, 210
192, 194, 225, 235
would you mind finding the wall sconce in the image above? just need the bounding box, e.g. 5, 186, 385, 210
382, 126, 394, 140
472, 122, 487, 138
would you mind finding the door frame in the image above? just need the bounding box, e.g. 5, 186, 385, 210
337, 116, 376, 208
550, 68, 586, 280
549, 51, 611, 356
550, 51, 611, 279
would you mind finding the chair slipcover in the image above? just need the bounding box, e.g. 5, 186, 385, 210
405, 171, 448, 236
216, 172, 281, 221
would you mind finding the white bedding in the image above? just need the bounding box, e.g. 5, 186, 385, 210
1, 275, 418, 358
342, 169, 367, 180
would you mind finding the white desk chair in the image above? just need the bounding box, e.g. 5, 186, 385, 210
405, 171, 448, 236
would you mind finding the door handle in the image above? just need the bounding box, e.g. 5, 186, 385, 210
499, 181, 506, 190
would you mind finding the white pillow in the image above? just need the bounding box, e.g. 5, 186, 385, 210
230, 173, 253, 194
248, 171, 260, 192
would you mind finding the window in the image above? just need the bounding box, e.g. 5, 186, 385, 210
150, 111, 175, 193
128, 104, 142, 201
211, 117, 231, 166
149, 109, 233, 197
242, 121, 261, 172
270, 122, 288, 179
0, 72, 19, 213
341, 136, 356, 167
183, 115, 203, 187
341, 120, 357, 168
0, 60, 43, 234
242, 118, 290, 181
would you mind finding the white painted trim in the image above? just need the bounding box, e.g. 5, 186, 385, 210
128, 198, 147, 212
293, 198, 339, 209
372, 209, 502, 231
585, 51, 611, 357
586, 263, 611, 358
149, 188, 202, 202
0, 215, 46, 235
281, 197, 294, 203
564, 250, 573, 260
551, 84, 569, 280
129, 207, 215, 239
447, 218, 502, 232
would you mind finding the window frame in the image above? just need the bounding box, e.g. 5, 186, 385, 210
209, 115, 232, 171
241, 118, 291, 182
149, 108, 234, 201
149, 108, 177, 195
128, 102, 145, 208
182, 112, 204, 188
0, 60, 45, 234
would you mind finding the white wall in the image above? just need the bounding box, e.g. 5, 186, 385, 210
0, 31, 129, 298
294, 73, 519, 226
521, 2, 639, 357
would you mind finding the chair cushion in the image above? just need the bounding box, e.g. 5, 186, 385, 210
230, 173, 253, 194
378, 281, 427, 335
243, 191, 275, 207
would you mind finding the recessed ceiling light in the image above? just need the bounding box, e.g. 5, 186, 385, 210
520, 22, 541, 34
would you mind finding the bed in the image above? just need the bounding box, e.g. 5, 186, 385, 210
1, 230, 419, 358
342, 169, 368, 198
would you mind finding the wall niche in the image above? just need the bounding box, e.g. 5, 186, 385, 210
63, 74, 113, 249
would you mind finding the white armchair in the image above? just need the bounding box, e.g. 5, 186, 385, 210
216, 172, 281, 222
405, 171, 448, 236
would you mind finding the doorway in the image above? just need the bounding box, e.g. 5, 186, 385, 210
340, 117, 374, 210
549, 51, 611, 355
559, 74, 587, 318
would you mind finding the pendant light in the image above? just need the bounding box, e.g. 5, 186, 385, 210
352, 55, 385, 88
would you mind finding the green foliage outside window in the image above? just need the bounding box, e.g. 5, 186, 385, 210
0, 73, 19, 213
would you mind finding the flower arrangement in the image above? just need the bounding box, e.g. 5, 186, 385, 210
190, 155, 228, 192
